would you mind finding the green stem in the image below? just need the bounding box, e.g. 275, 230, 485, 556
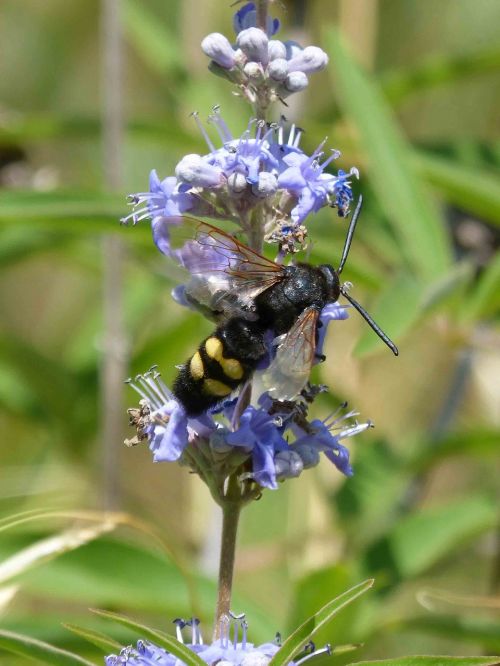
213, 482, 242, 638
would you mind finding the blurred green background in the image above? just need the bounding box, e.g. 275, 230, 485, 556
0, 0, 499, 663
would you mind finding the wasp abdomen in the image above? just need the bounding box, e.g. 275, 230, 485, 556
172, 318, 267, 416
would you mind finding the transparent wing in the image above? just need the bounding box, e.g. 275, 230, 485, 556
260, 306, 320, 401
157, 216, 286, 318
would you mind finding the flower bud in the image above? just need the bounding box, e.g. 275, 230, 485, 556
287, 46, 329, 73
175, 154, 223, 188
268, 58, 288, 82
253, 172, 278, 197
284, 71, 309, 93
293, 443, 320, 469
244, 61, 264, 82
274, 450, 304, 479
237, 27, 269, 65
268, 39, 287, 61
284, 40, 303, 60
201, 33, 237, 69
228, 172, 248, 194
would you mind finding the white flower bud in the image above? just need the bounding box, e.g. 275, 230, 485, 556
228, 172, 248, 194
287, 46, 329, 73
274, 450, 304, 479
268, 58, 288, 82
253, 172, 278, 197
244, 61, 264, 82
201, 33, 237, 70
237, 27, 269, 65
175, 154, 223, 188
284, 71, 309, 92
268, 39, 287, 61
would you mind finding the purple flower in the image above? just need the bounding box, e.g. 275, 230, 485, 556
225, 405, 288, 489
106, 614, 332, 666
121, 170, 194, 227
125, 371, 214, 463
293, 411, 373, 477
233, 2, 280, 37
277, 139, 357, 223
316, 302, 349, 360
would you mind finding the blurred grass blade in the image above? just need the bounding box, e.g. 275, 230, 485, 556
414, 151, 500, 228
382, 45, 500, 105
123, 0, 184, 75
269, 579, 374, 666
381, 495, 497, 578
0, 520, 118, 585
63, 624, 122, 654
0, 585, 19, 614
90, 609, 206, 666
0, 190, 123, 222
326, 29, 451, 281
459, 252, 500, 322
349, 658, 500, 666
354, 272, 421, 356
0, 629, 95, 666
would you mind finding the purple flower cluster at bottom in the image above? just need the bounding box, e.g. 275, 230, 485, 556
125, 300, 370, 491
106, 615, 332, 666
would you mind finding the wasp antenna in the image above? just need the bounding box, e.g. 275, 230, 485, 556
341, 287, 399, 356
338, 195, 363, 275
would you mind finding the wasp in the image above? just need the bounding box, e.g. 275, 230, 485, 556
163, 196, 398, 416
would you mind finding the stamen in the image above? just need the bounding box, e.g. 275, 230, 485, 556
142, 373, 170, 406
173, 618, 186, 643
293, 127, 304, 148
219, 614, 230, 649
191, 111, 216, 152
287, 123, 296, 145
240, 619, 248, 649
136, 375, 162, 408
125, 378, 151, 404
295, 644, 332, 666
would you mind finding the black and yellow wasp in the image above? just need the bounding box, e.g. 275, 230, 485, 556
160, 197, 398, 416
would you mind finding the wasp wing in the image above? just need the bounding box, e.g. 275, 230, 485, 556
260, 306, 320, 401
155, 216, 285, 320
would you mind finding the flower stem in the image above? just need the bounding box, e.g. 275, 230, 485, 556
213, 478, 242, 638
256, 0, 269, 32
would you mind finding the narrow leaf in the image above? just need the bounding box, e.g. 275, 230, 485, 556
0, 629, 95, 666
90, 609, 206, 666
414, 151, 500, 228
63, 624, 122, 654
382, 45, 500, 105
326, 29, 451, 281
0, 521, 118, 585
269, 579, 374, 666
349, 658, 500, 666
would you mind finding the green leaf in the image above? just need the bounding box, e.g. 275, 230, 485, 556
62, 624, 122, 654
349, 658, 500, 666
0, 190, 123, 222
414, 151, 500, 228
123, 0, 184, 75
367, 496, 497, 580
354, 272, 421, 356
382, 44, 500, 105
459, 251, 500, 322
326, 29, 451, 281
90, 609, 205, 666
269, 579, 374, 666
0, 629, 95, 666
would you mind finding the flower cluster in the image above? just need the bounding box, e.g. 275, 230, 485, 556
106, 613, 331, 666
126, 366, 371, 497
201, 2, 329, 110
121, 112, 358, 250
123, 0, 372, 501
